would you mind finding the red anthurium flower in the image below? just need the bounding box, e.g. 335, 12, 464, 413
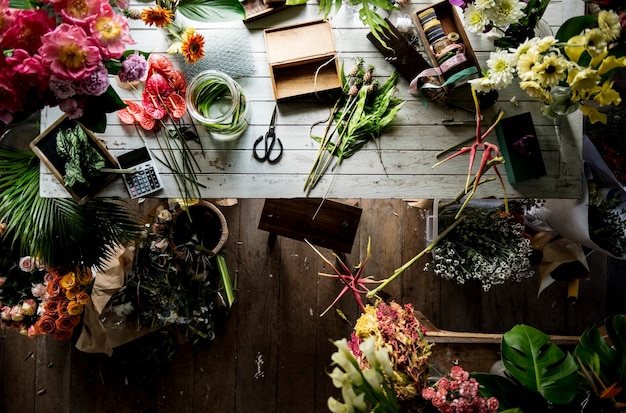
147, 54, 175, 78
167, 93, 186, 121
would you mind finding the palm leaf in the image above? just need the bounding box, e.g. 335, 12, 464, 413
178, 0, 245, 22
501, 324, 579, 404
0, 147, 142, 269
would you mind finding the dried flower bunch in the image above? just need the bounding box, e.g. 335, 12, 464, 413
327, 301, 433, 412
424, 205, 535, 291
0, 0, 141, 131
471, 9, 626, 123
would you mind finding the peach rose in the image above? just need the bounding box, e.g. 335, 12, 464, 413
21, 299, 37, 317
57, 301, 69, 318
55, 315, 76, 332
46, 281, 61, 297
31, 283, 46, 298
10, 305, 24, 321
44, 299, 60, 314
1, 306, 11, 321
76, 291, 90, 305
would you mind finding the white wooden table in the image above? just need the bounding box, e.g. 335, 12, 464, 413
40, 0, 584, 200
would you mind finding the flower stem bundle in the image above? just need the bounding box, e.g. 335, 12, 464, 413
304, 58, 404, 195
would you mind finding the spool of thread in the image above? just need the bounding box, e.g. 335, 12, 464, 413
395, 16, 414, 33
447, 32, 460, 42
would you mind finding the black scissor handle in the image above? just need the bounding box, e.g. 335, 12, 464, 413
253, 132, 283, 164
266, 136, 283, 164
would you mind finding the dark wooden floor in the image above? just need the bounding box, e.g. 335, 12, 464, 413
0, 198, 616, 413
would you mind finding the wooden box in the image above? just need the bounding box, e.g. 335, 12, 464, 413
412, 1, 481, 93
30, 115, 120, 205
496, 112, 547, 184
264, 20, 342, 101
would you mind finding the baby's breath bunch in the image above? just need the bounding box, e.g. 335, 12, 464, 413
424, 206, 535, 291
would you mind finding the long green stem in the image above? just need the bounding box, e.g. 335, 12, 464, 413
366, 215, 466, 298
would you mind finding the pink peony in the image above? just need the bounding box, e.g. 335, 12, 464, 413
1, 9, 56, 55
0, 0, 15, 42
39, 23, 102, 81
90, 2, 135, 59
58, 0, 107, 28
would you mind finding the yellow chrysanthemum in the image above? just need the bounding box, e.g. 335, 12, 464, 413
535, 36, 557, 53
516, 49, 541, 81
567, 67, 601, 93
584, 28, 608, 58
532, 54, 569, 87
580, 105, 607, 124
598, 10, 622, 41
519, 80, 553, 103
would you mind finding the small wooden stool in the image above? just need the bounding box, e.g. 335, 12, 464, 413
258, 198, 362, 254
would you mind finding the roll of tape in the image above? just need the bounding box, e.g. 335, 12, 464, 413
447, 32, 460, 42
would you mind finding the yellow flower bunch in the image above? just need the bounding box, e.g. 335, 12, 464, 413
471, 10, 626, 123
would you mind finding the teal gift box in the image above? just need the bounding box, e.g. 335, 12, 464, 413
496, 112, 547, 184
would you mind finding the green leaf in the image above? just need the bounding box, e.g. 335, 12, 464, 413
575, 314, 626, 390
8, 0, 35, 8
501, 324, 579, 404
556, 15, 597, 42
178, 0, 245, 22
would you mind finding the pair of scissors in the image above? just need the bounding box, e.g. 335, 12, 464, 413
253, 105, 283, 164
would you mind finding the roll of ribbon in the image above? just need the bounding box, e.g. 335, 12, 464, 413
422, 18, 441, 33
447, 32, 460, 42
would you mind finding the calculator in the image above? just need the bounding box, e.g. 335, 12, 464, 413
117, 146, 164, 198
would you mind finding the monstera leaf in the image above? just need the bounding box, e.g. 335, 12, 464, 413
574, 314, 626, 399
501, 324, 579, 405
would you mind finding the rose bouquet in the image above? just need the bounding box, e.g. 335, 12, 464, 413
0, 249, 92, 340
327, 301, 434, 412
470, 10, 626, 124
0, 0, 145, 132
451, 0, 551, 49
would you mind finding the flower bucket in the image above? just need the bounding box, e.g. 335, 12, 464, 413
171, 200, 229, 256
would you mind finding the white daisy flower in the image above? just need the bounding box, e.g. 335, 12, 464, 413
486, 0, 526, 27
464, 3, 489, 34
486, 50, 516, 88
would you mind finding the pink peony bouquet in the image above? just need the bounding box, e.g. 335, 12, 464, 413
0, 0, 146, 132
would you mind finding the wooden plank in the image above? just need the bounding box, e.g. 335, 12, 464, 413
258, 198, 362, 253
3, 331, 37, 413
192, 201, 240, 412
69, 347, 100, 413
235, 199, 279, 412
276, 236, 319, 413
34, 335, 71, 412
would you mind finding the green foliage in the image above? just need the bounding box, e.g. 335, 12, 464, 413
501, 324, 579, 405
0, 147, 141, 269
56, 123, 105, 189
78, 86, 128, 133
575, 314, 626, 399
471, 372, 523, 411
177, 0, 245, 22
556, 15, 598, 42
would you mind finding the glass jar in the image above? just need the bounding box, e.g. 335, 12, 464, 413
186, 70, 251, 141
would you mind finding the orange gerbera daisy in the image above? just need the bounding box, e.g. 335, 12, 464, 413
141, 6, 173, 28
181, 31, 205, 63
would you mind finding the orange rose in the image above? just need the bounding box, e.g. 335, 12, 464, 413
55, 315, 76, 332
36, 315, 57, 335
60, 272, 76, 289
46, 281, 61, 297
44, 299, 61, 314
57, 301, 69, 318
67, 301, 83, 316
75, 268, 93, 286
76, 291, 90, 305
52, 328, 72, 341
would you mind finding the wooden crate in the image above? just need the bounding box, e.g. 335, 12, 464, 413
264, 20, 342, 101
412, 1, 481, 93
29, 115, 120, 205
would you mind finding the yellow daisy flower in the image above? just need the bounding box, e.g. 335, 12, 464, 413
531, 54, 569, 87
567, 67, 601, 94
520, 80, 553, 103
